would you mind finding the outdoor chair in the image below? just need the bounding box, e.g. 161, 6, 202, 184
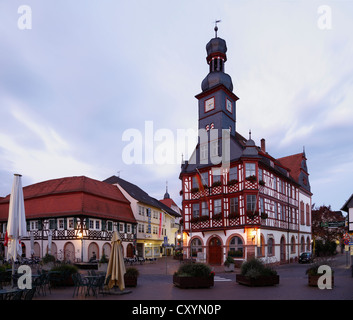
87, 275, 105, 298
72, 273, 89, 297
99, 274, 111, 296
33, 274, 46, 296
10, 290, 23, 300
23, 287, 36, 300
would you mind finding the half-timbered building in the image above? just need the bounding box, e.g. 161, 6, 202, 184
0, 176, 137, 262
179, 29, 312, 265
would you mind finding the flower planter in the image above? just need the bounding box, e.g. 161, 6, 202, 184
173, 275, 214, 289
124, 275, 138, 287
308, 274, 334, 287
236, 274, 279, 287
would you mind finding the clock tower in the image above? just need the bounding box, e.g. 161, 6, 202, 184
195, 27, 239, 139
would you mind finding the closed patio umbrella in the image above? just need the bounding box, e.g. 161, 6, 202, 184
6, 174, 27, 281
105, 231, 126, 291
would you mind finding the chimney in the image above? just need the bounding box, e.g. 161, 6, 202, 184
261, 138, 266, 153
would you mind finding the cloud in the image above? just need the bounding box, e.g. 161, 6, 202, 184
0, 97, 96, 183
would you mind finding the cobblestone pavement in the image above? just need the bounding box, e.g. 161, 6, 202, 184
31, 253, 353, 301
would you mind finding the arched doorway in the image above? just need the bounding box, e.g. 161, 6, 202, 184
102, 242, 111, 259
280, 236, 286, 263
88, 242, 99, 261
64, 242, 75, 262
126, 243, 134, 258
47, 242, 58, 259
208, 237, 222, 265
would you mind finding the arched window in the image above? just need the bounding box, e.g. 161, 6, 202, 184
300, 236, 305, 253
306, 237, 311, 251
257, 235, 265, 257
291, 236, 296, 254
268, 238, 274, 256
306, 204, 310, 226
190, 238, 202, 257
229, 236, 243, 257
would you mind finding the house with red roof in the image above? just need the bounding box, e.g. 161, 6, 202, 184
0, 176, 137, 262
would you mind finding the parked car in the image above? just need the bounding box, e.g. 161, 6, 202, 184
299, 252, 313, 263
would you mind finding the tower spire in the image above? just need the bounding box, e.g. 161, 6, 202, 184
214, 19, 221, 38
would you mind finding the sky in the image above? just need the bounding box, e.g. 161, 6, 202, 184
0, 0, 353, 213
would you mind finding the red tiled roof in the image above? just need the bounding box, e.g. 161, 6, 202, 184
277, 153, 304, 183
0, 176, 136, 223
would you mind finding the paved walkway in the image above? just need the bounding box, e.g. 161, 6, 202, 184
31, 254, 353, 301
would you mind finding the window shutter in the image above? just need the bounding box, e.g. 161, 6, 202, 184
38, 220, 42, 230
102, 220, 106, 231
64, 219, 67, 230
73, 217, 78, 229
26, 220, 30, 232
85, 218, 89, 229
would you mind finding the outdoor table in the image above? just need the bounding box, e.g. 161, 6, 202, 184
0, 287, 22, 300
84, 275, 104, 297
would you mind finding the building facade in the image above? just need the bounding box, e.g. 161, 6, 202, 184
179, 30, 312, 265
0, 176, 137, 262
104, 176, 181, 258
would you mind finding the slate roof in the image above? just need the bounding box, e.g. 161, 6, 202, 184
341, 194, 353, 212
103, 176, 181, 218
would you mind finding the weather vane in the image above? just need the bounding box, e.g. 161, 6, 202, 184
214, 19, 221, 37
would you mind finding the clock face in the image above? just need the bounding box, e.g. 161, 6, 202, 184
226, 99, 232, 113
205, 97, 215, 112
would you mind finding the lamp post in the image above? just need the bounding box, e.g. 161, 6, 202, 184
75, 229, 83, 262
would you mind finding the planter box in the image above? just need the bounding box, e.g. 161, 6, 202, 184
124, 276, 138, 287
308, 274, 334, 287
236, 274, 279, 287
173, 275, 214, 289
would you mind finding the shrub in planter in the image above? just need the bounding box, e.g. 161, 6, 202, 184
228, 212, 240, 219
306, 260, 334, 288
173, 263, 214, 288
236, 258, 279, 286
246, 175, 257, 183
246, 210, 259, 219
50, 264, 78, 286
212, 213, 222, 220
227, 179, 238, 186
124, 267, 139, 287
191, 187, 199, 194
211, 181, 222, 188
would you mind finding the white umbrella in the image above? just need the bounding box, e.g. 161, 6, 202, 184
105, 231, 126, 291
6, 174, 27, 265
30, 231, 35, 256
48, 229, 52, 255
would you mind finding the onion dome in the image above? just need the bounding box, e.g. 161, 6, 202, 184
201, 35, 233, 92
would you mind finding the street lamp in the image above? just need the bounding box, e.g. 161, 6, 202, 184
75, 229, 84, 262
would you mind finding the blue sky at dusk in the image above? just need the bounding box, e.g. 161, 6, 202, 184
0, 1, 353, 212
